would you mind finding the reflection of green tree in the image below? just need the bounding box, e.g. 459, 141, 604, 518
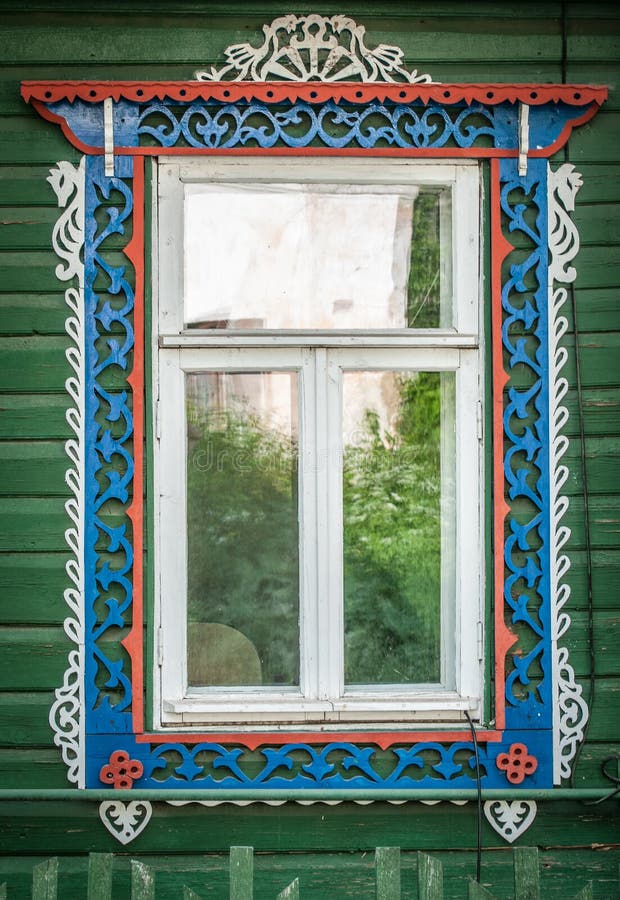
187, 372, 443, 689
186, 413, 300, 686
407, 193, 441, 327
344, 372, 442, 684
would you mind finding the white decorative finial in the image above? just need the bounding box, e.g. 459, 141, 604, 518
194, 14, 434, 84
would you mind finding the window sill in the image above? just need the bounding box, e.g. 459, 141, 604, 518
160, 693, 480, 727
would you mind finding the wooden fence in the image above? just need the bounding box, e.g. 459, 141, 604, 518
0, 846, 610, 899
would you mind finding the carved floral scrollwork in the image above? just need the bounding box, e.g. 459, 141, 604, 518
194, 14, 433, 84
47, 158, 86, 787
137, 99, 494, 151
547, 162, 590, 782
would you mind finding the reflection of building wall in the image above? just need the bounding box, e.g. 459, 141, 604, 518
187, 369, 404, 450
186, 371, 299, 442
343, 371, 402, 447
184, 189, 414, 330
184, 187, 422, 441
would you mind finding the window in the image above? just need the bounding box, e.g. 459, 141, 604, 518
155, 157, 483, 729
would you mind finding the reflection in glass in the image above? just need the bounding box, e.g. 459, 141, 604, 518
342, 370, 455, 685
185, 371, 300, 688
184, 184, 452, 330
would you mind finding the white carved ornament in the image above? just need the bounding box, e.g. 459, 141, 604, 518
484, 800, 537, 843
47, 159, 86, 788
547, 162, 589, 784
99, 800, 153, 845
194, 14, 433, 84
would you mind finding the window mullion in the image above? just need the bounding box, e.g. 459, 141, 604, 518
315, 350, 344, 702
299, 349, 320, 700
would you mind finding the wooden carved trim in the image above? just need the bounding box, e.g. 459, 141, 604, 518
47, 159, 87, 788
193, 14, 433, 84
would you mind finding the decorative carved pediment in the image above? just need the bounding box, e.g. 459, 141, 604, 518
194, 14, 433, 84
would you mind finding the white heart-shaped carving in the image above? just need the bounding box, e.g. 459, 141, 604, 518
99, 800, 153, 845
483, 799, 537, 844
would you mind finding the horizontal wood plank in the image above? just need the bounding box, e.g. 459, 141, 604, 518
0, 553, 71, 623
564, 611, 620, 677
0, 691, 56, 745
0, 626, 72, 690
0, 441, 68, 495
0, 293, 70, 337
0, 392, 71, 438
0, 800, 618, 856
0, 749, 68, 787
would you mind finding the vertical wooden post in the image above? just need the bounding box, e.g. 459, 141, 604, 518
87, 852, 114, 899
571, 885, 593, 900
0, 883, 6, 899
468, 877, 496, 899
375, 847, 400, 899
230, 846, 253, 900
277, 877, 300, 899
417, 852, 443, 900
32, 858, 58, 900
513, 848, 539, 900
131, 860, 155, 900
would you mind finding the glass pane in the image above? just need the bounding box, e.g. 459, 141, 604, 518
186, 371, 300, 688
342, 370, 455, 685
184, 184, 452, 330
407, 189, 452, 328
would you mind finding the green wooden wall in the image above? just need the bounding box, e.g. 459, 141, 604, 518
0, 2, 618, 896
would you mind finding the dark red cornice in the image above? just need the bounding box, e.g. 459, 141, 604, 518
21, 80, 608, 108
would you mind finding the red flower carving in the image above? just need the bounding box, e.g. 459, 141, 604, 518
99, 750, 144, 789
496, 742, 538, 785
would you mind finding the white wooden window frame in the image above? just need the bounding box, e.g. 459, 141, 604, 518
154, 157, 483, 729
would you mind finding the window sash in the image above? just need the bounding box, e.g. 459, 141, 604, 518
156, 345, 481, 723
155, 156, 482, 727
157, 157, 480, 336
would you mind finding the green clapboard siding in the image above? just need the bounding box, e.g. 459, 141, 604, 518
0, 1, 618, 894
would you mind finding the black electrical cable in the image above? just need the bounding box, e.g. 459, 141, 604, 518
583, 755, 620, 805
560, 1, 596, 787
465, 711, 482, 883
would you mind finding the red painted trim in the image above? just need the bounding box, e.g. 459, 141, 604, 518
119, 146, 516, 159
121, 155, 146, 734
135, 728, 503, 751
32, 99, 101, 156
54, 76, 600, 753
490, 159, 518, 732
21, 80, 608, 107
110, 151, 518, 751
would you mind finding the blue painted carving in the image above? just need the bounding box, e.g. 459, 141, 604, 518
137, 99, 496, 149
84, 154, 136, 734
499, 158, 551, 730
143, 741, 488, 790
48, 99, 139, 148
76, 96, 571, 791
45, 96, 588, 155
